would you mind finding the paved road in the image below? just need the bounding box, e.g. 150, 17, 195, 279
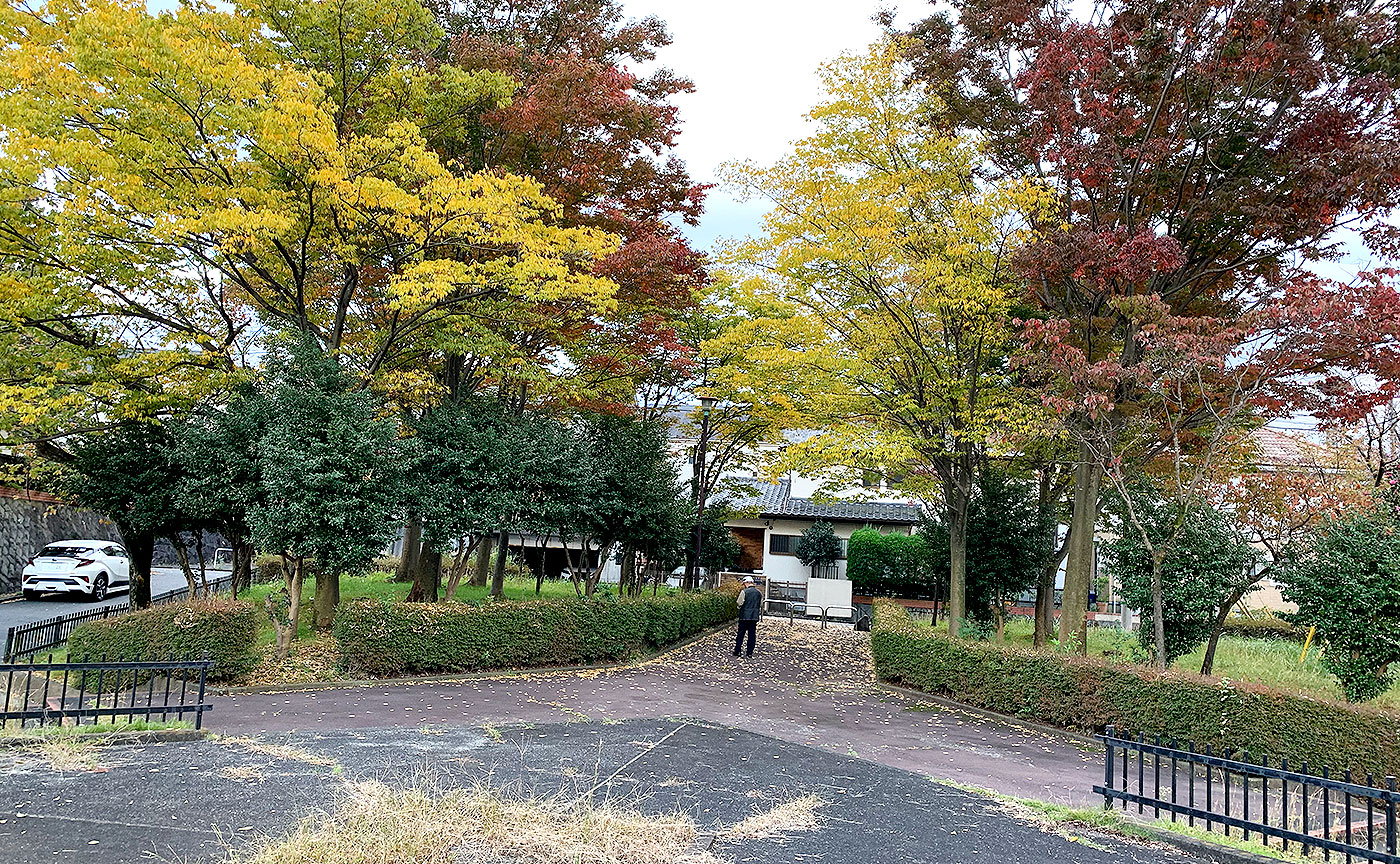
0, 719, 1212, 864
214, 621, 1105, 807
0, 568, 206, 636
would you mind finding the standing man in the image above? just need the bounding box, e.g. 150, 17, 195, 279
734, 576, 762, 657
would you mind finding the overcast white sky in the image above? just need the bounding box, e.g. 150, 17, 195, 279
620, 1, 916, 253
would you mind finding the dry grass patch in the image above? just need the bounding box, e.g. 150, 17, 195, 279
220, 764, 266, 782
227, 781, 723, 864
36, 737, 102, 772
218, 736, 338, 768
725, 795, 825, 840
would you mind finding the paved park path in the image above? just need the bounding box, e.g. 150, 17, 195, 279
212, 620, 1103, 806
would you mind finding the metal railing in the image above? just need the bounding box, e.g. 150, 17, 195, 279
1096, 725, 1398, 863
4, 574, 233, 661
0, 655, 214, 730
762, 600, 856, 629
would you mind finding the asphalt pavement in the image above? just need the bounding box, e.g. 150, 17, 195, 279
0, 568, 204, 637
0, 719, 1217, 864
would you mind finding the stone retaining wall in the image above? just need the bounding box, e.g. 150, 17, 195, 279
0, 489, 119, 593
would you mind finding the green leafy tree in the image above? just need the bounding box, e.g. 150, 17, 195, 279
1283, 502, 1400, 702
1105, 488, 1259, 666
246, 335, 409, 652
58, 423, 190, 607
693, 504, 741, 578
795, 521, 842, 579
923, 470, 1056, 637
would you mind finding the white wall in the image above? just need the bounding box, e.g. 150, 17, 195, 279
806, 577, 854, 620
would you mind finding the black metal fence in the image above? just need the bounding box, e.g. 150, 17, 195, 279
1096, 726, 1399, 863
4, 574, 233, 661
0, 656, 214, 730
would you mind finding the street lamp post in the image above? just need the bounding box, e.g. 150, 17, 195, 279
688, 395, 717, 591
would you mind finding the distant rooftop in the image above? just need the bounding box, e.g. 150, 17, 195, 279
717, 478, 921, 525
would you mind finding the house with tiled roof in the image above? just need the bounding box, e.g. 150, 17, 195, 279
713, 477, 921, 592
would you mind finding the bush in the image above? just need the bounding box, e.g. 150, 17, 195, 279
1283, 506, 1400, 702
334, 589, 739, 677
870, 600, 1400, 776
847, 529, 933, 598
1218, 615, 1301, 642
68, 597, 261, 683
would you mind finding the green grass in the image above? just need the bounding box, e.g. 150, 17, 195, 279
1, 718, 193, 738
940, 779, 1307, 862
921, 616, 1400, 710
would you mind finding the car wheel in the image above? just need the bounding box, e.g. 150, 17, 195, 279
89, 573, 108, 602
22, 590, 40, 601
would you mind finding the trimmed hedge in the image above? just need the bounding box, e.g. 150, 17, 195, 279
1217, 615, 1303, 642
334, 589, 739, 678
68, 597, 261, 683
870, 600, 1400, 776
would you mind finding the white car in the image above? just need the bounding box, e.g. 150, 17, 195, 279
21, 540, 130, 601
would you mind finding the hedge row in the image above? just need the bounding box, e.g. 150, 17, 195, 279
870, 600, 1400, 776
68, 597, 262, 683
1217, 615, 1303, 642
334, 589, 739, 678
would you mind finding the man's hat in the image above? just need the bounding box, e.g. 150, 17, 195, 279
743, 576, 756, 584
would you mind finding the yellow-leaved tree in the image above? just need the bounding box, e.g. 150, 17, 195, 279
0, 0, 620, 438
710, 41, 1051, 635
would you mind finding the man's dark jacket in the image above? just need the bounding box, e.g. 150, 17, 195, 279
737, 585, 763, 621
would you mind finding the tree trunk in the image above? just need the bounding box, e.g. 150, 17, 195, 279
268, 555, 304, 660
1150, 555, 1168, 670
1059, 442, 1102, 652
118, 526, 154, 608
1200, 580, 1257, 675
1033, 467, 1059, 649
313, 566, 340, 631
395, 516, 421, 583
489, 529, 509, 598
171, 535, 195, 594
440, 537, 480, 603
947, 485, 968, 638
231, 538, 253, 599
619, 547, 636, 597
408, 547, 442, 602
470, 534, 493, 587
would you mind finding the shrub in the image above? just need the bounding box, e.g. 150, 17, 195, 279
1217, 615, 1301, 642
1283, 506, 1400, 702
1104, 493, 1259, 665
871, 600, 1400, 776
334, 589, 739, 677
795, 521, 842, 576
68, 597, 261, 683
847, 529, 933, 598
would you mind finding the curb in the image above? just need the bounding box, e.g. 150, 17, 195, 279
213, 621, 737, 696
1139, 824, 1284, 864
0, 728, 208, 748
876, 681, 1101, 749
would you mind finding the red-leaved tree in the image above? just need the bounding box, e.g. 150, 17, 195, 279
905, 0, 1400, 648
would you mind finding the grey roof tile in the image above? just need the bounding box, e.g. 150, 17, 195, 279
717, 478, 921, 525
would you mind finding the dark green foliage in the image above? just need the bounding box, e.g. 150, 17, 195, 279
795, 521, 842, 575
846, 528, 933, 597
870, 601, 1400, 777
1104, 492, 1258, 664
694, 504, 741, 573
922, 470, 1055, 623
1283, 504, 1400, 702
68, 598, 261, 683
247, 333, 409, 577
334, 590, 739, 677
64, 423, 187, 538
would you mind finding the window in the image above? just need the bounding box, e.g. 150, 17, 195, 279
768, 534, 799, 556
860, 470, 881, 489
37, 545, 93, 558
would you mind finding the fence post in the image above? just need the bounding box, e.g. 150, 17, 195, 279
193, 659, 209, 731
1103, 724, 1116, 811
1388, 776, 1396, 859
